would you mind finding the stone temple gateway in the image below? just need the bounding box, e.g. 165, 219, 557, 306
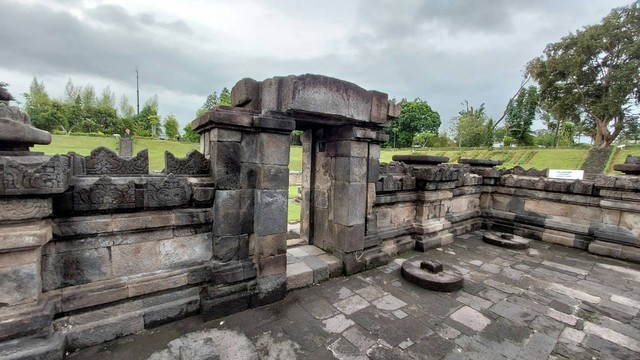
1, 74, 640, 359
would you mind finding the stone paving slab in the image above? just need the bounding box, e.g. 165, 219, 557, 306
69, 230, 640, 359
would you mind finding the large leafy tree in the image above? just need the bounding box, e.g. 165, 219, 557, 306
453, 102, 493, 147
504, 86, 539, 146
388, 98, 441, 148
527, 1, 640, 147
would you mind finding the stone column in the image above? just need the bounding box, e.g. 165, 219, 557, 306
192, 108, 294, 318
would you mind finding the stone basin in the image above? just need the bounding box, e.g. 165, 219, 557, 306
482, 231, 530, 249
401, 256, 464, 292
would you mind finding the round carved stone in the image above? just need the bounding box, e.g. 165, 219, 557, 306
401, 256, 464, 292
458, 158, 502, 167
482, 231, 530, 249
392, 155, 449, 165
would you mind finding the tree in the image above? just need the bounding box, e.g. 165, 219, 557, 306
387, 98, 441, 148
164, 114, 179, 139
527, 1, 640, 147
504, 86, 539, 145
183, 123, 200, 143
219, 87, 231, 106
453, 102, 493, 147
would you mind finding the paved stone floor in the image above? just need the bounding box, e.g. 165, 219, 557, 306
69, 230, 640, 359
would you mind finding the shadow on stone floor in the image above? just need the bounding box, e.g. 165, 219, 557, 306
68, 230, 640, 360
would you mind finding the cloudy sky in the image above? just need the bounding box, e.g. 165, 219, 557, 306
0, 0, 631, 132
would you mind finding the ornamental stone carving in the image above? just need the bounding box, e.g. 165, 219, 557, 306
145, 174, 192, 207
165, 150, 210, 176
73, 176, 136, 211
85, 147, 149, 175
1, 155, 69, 195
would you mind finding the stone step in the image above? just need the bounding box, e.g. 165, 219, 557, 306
286, 238, 306, 247
286, 245, 342, 291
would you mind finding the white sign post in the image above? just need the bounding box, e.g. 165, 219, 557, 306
548, 169, 584, 180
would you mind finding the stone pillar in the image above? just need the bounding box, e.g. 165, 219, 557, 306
310, 125, 387, 275
0, 156, 69, 358
192, 107, 294, 318
118, 137, 133, 158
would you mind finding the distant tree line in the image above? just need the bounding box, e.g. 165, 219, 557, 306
21, 77, 185, 139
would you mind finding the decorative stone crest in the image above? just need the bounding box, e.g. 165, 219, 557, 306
145, 174, 192, 207
73, 175, 136, 211
2, 155, 69, 195
165, 150, 211, 176
85, 147, 149, 175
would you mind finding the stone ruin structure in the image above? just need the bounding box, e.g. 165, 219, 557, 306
1, 75, 640, 358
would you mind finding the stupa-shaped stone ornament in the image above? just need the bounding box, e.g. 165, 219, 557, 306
0, 86, 51, 156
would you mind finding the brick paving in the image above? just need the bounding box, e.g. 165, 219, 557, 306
69, 230, 640, 359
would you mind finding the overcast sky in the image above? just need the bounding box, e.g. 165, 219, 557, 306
0, 0, 631, 133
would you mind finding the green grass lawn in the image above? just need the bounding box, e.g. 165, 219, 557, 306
34, 135, 199, 171
606, 145, 640, 174
33, 135, 613, 173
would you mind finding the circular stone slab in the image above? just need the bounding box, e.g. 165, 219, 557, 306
401, 256, 464, 292
392, 155, 449, 165
458, 158, 503, 167
482, 231, 530, 249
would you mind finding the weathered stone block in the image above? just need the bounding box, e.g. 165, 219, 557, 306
257, 165, 289, 189
239, 189, 254, 234
61, 282, 128, 312
85, 147, 148, 175
160, 233, 212, 268
42, 248, 111, 290
258, 254, 286, 278
367, 158, 379, 183
201, 290, 251, 322
128, 273, 189, 297
144, 298, 199, 329
256, 133, 290, 165
370, 90, 389, 124
333, 182, 367, 226
325, 141, 368, 157
212, 235, 246, 262
334, 223, 365, 253
0, 198, 51, 222
118, 138, 133, 158
144, 175, 192, 208
252, 115, 296, 131
211, 141, 241, 189
65, 313, 144, 350
254, 190, 287, 236
231, 77, 261, 109
213, 190, 241, 236
251, 273, 286, 307
111, 241, 161, 277
335, 157, 367, 182
253, 233, 287, 257
0, 262, 39, 305
73, 176, 136, 211
0, 221, 52, 251
286, 262, 314, 290
210, 128, 241, 142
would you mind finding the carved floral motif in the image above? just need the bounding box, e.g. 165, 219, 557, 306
0, 198, 51, 220
145, 174, 192, 207
73, 176, 136, 210
165, 150, 210, 175
85, 147, 148, 175
2, 155, 69, 194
